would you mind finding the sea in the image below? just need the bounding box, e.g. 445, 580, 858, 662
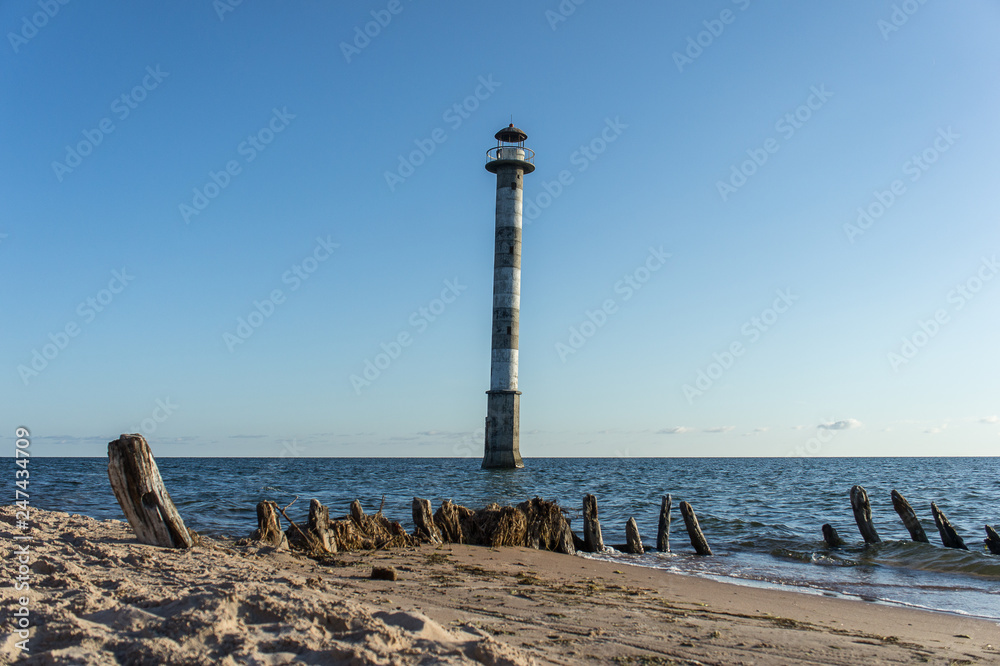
25, 456, 1000, 621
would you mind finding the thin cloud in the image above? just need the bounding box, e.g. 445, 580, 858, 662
658, 426, 695, 435
704, 426, 735, 433
818, 419, 862, 431
229, 434, 266, 439
925, 424, 948, 435
980, 416, 999, 424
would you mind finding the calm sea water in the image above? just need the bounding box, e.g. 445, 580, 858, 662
24, 457, 1000, 620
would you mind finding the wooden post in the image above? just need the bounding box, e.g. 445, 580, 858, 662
931, 502, 968, 550
251, 501, 286, 548
412, 497, 442, 544
822, 524, 844, 548
679, 501, 712, 556
985, 525, 1000, 555
582, 494, 604, 552
850, 485, 881, 544
308, 499, 335, 553
350, 499, 365, 526
657, 494, 671, 553
557, 519, 576, 556
890, 489, 929, 543
107, 434, 195, 549
625, 517, 644, 555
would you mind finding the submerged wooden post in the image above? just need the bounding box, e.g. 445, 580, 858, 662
308, 499, 335, 553
251, 501, 286, 548
657, 494, 671, 553
625, 517, 644, 555
822, 524, 844, 548
850, 485, 881, 544
582, 494, 604, 552
890, 489, 929, 543
985, 525, 1000, 555
679, 501, 712, 556
107, 434, 195, 549
412, 497, 442, 544
931, 502, 968, 550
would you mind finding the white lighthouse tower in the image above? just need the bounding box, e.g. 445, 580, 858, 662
482, 124, 534, 469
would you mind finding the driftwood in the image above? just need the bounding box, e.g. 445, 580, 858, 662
850, 485, 881, 544
985, 525, 1000, 555
890, 490, 929, 543
657, 495, 671, 553
931, 502, 968, 550
822, 524, 844, 548
107, 434, 195, 549
679, 501, 712, 556
279, 498, 322, 552
412, 497, 443, 544
434, 499, 469, 544
308, 499, 335, 553
582, 494, 604, 552
625, 517, 644, 554
250, 501, 287, 549
350, 499, 365, 526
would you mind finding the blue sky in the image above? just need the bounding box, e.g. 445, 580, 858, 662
3, 1, 999, 458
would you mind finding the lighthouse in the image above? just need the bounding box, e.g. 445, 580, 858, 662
482, 124, 534, 469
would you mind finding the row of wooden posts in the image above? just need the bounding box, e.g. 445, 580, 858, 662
107, 435, 997, 557
824, 485, 1000, 555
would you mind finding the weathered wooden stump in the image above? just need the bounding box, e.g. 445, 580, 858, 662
679, 501, 712, 556
890, 489, 929, 543
107, 434, 195, 549
251, 500, 287, 549
657, 494, 672, 553
557, 519, 576, 555
350, 499, 365, 526
822, 523, 844, 548
412, 497, 442, 544
985, 525, 1000, 555
850, 485, 881, 544
582, 494, 604, 552
931, 502, 968, 550
434, 499, 465, 544
625, 517, 644, 555
308, 499, 335, 553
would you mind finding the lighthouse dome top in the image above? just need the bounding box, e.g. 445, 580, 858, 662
495, 124, 527, 143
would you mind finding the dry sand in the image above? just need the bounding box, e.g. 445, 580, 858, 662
3, 506, 998, 665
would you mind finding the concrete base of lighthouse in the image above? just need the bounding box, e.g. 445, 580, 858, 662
482, 390, 523, 469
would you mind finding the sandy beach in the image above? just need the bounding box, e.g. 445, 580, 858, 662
3, 505, 998, 665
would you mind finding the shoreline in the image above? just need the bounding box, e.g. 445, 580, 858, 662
4, 506, 998, 664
